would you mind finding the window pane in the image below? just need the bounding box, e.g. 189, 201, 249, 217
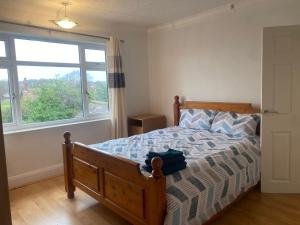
0, 69, 12, 123
87, 71, 108, 114
0, 41, 6, 57
15, 39, 79, 63
18, 66, 83, 124
85, 49, 105, 62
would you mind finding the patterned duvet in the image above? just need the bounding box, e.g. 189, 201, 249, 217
91, 126, 261, 225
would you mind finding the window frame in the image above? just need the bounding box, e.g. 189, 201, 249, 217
0, 32, 110, 133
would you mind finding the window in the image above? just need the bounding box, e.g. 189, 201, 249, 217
15, 39, 79, 63
18, 66, 82, 123
85, 49, 105, 62
0, 34, 109, 132
0, 41, 6, 57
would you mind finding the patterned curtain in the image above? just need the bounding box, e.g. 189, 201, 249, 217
107, 37, 128, 138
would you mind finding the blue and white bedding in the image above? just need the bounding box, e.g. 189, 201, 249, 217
179, 109, 217, 130
211, 111, 260, 137
91, 126, 260, 225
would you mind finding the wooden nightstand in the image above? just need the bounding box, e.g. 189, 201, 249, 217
128, 114, 166, 136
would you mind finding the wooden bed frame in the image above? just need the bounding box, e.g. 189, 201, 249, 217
63, 95, 258, 225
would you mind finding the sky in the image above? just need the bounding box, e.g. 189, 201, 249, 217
15, 39, 105, 63
15, 39, 79, 63
0, 69, 8, 81
18, 66, 107, 82
0, 41, 5, 57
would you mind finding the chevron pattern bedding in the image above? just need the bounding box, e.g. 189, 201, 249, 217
179, 109, 217, 130
91, 126, 260, 225
211, 112, 260, 137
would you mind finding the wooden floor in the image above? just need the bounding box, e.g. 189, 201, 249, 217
10, 177, 300, 225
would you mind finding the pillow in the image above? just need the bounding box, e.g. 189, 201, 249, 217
210, 111, 260, 137
179, 109, 217, 130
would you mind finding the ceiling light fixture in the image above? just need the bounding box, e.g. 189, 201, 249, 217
53, 2, 78, 29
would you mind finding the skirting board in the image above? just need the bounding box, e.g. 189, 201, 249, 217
8, 163, 63, 189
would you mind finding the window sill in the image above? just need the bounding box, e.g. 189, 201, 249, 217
3, 117, 111, 135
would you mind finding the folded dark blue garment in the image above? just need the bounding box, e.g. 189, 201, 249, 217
146, 149, 184, 160
143, 161, 187, 176
145, 155, 185, 166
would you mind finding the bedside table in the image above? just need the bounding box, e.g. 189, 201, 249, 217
128, 114, 167, 136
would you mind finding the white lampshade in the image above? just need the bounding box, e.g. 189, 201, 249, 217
54, 17, 78, 29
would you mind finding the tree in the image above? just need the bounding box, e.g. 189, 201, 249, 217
95, 81, 108, 102
21, 79, 82, 123
1, 101, 12, 123
2, 68, 109, 124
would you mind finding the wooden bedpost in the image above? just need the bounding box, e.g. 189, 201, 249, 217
149, 156, 166, 225
174, 95, 180, 126
63, 131, 75, 199
151, 156, 164, 179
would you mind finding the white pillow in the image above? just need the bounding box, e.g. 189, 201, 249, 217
179, 109, 217, 130
210, 111, 260, 137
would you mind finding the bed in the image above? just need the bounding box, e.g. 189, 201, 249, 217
62, 96, 261, 225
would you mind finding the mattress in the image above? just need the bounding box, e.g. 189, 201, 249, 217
90, 126, 261, 225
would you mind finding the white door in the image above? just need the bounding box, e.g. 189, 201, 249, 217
262, 25, 300, 193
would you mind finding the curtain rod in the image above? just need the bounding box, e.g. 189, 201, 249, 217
0, 20, 125, 43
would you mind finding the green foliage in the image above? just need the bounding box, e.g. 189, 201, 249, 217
95, 81, 108, 102
21, 79, 83, 123
0, 80, 12, 123
1, 70, 109, 124
88, 81, 108, 102
1, 100, 12, 123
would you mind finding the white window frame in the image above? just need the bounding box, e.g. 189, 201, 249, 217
0, 32, 110, 133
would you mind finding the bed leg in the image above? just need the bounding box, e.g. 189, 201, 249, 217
63, 131, 75, 199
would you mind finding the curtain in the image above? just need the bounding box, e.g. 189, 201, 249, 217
107, 37, 128, 139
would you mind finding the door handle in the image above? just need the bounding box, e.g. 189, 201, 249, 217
262, 110, 279, 114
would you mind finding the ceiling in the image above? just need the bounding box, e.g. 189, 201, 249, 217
0, 0, 240, 29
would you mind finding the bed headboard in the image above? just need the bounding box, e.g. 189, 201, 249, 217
173, 95, 257, 126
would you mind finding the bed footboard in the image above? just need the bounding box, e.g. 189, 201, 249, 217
62, 132, 166, 225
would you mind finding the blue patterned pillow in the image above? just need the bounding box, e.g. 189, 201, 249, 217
210, 111, 260, 137
179, 109, 217, 130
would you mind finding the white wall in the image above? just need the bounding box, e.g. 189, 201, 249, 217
5, 120, 111, 188
1, 20, 150, 188
147, 0, 300, 125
